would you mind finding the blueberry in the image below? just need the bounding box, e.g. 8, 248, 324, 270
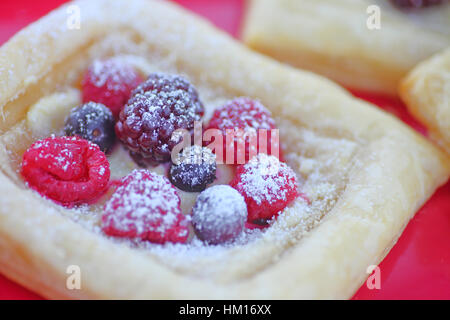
192, 185, 247, 245
64, 102, 115, 153
169, 145, 216, 192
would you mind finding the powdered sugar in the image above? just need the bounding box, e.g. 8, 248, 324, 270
214, 97, 275, 132
64, 101, 115, 153
116, 73, 204, 163
206, 97, 279, 163
88, 59, 140, 90
21, 136, 110, 204
26, 135, 99, 176
192, 185, 247, 244
170, 145, 217, 192
12, 45, 345, 278
102, 169, 189, 243
237, 153, 297, 205
0, 0, 370, 287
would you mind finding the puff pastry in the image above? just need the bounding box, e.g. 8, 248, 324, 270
0, 0, 449, 299
242, 0, 450, 95
400, 47, 450, 154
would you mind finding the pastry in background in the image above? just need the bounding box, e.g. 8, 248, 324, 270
400, 47, 450, 154
242, 0, 450, 95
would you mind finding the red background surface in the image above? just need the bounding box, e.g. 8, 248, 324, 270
0, 0, 448, 300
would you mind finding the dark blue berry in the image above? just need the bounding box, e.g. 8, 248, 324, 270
192, 185, 247, 245
64, 102, 115, 153
169, 145, 216, 192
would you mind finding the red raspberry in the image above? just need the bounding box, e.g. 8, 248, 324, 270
230, 153, 298, 222
82, 59, 143, 117
21, 136, 110, 205
102, 169, 189, 243
206, 97, 279, 165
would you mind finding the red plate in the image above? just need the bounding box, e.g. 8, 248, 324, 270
0, 0, 449, 300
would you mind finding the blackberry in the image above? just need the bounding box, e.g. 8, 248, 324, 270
64, 102, 115, 153
169, 145, 216, 192
390, 0, 444, 8
192, 185, 247, 245
115, 73, 204, 164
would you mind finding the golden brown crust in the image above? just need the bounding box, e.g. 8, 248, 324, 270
400, 47, 450, 154
0, 0, 448, 299
242, 0, 450, 95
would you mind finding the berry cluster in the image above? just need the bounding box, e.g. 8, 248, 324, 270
21, 59, 307, 245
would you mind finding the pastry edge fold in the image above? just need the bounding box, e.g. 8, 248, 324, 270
0, 0, 448, 299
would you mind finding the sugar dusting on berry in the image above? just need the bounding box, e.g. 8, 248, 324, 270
82, 58, 143, 117
206, 97, 278, 164
21, 136, 110, 205
104, 170, 181, 234
116, 73, 204, 163
88, 59, 140, 91
102, 169, 188, 243
214, 97, 275, 132
64, 102, 115, 153
170, 145, 217, 192
238, 154, 297, 205
192, 185, 247, 244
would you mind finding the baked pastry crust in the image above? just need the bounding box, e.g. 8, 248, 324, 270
400, 47, 450, 155
242, 0, 450, 95
0, 0, 449, 299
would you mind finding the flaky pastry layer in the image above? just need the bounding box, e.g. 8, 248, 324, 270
0, 0, 449, 299
400, 47, 450, 155
242, 0, 450, 95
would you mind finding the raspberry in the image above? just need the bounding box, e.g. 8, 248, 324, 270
82, 58, 143, 117
206, 97, 278, 165
21, 136, 110, 205
192, 185, 247, 245
115, 73, 204, 164
64, 102, 115, 153
390, 0, 443, 8
102, 169, 189, 243
230, 153, 298, 222
169, 145, 216, 192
